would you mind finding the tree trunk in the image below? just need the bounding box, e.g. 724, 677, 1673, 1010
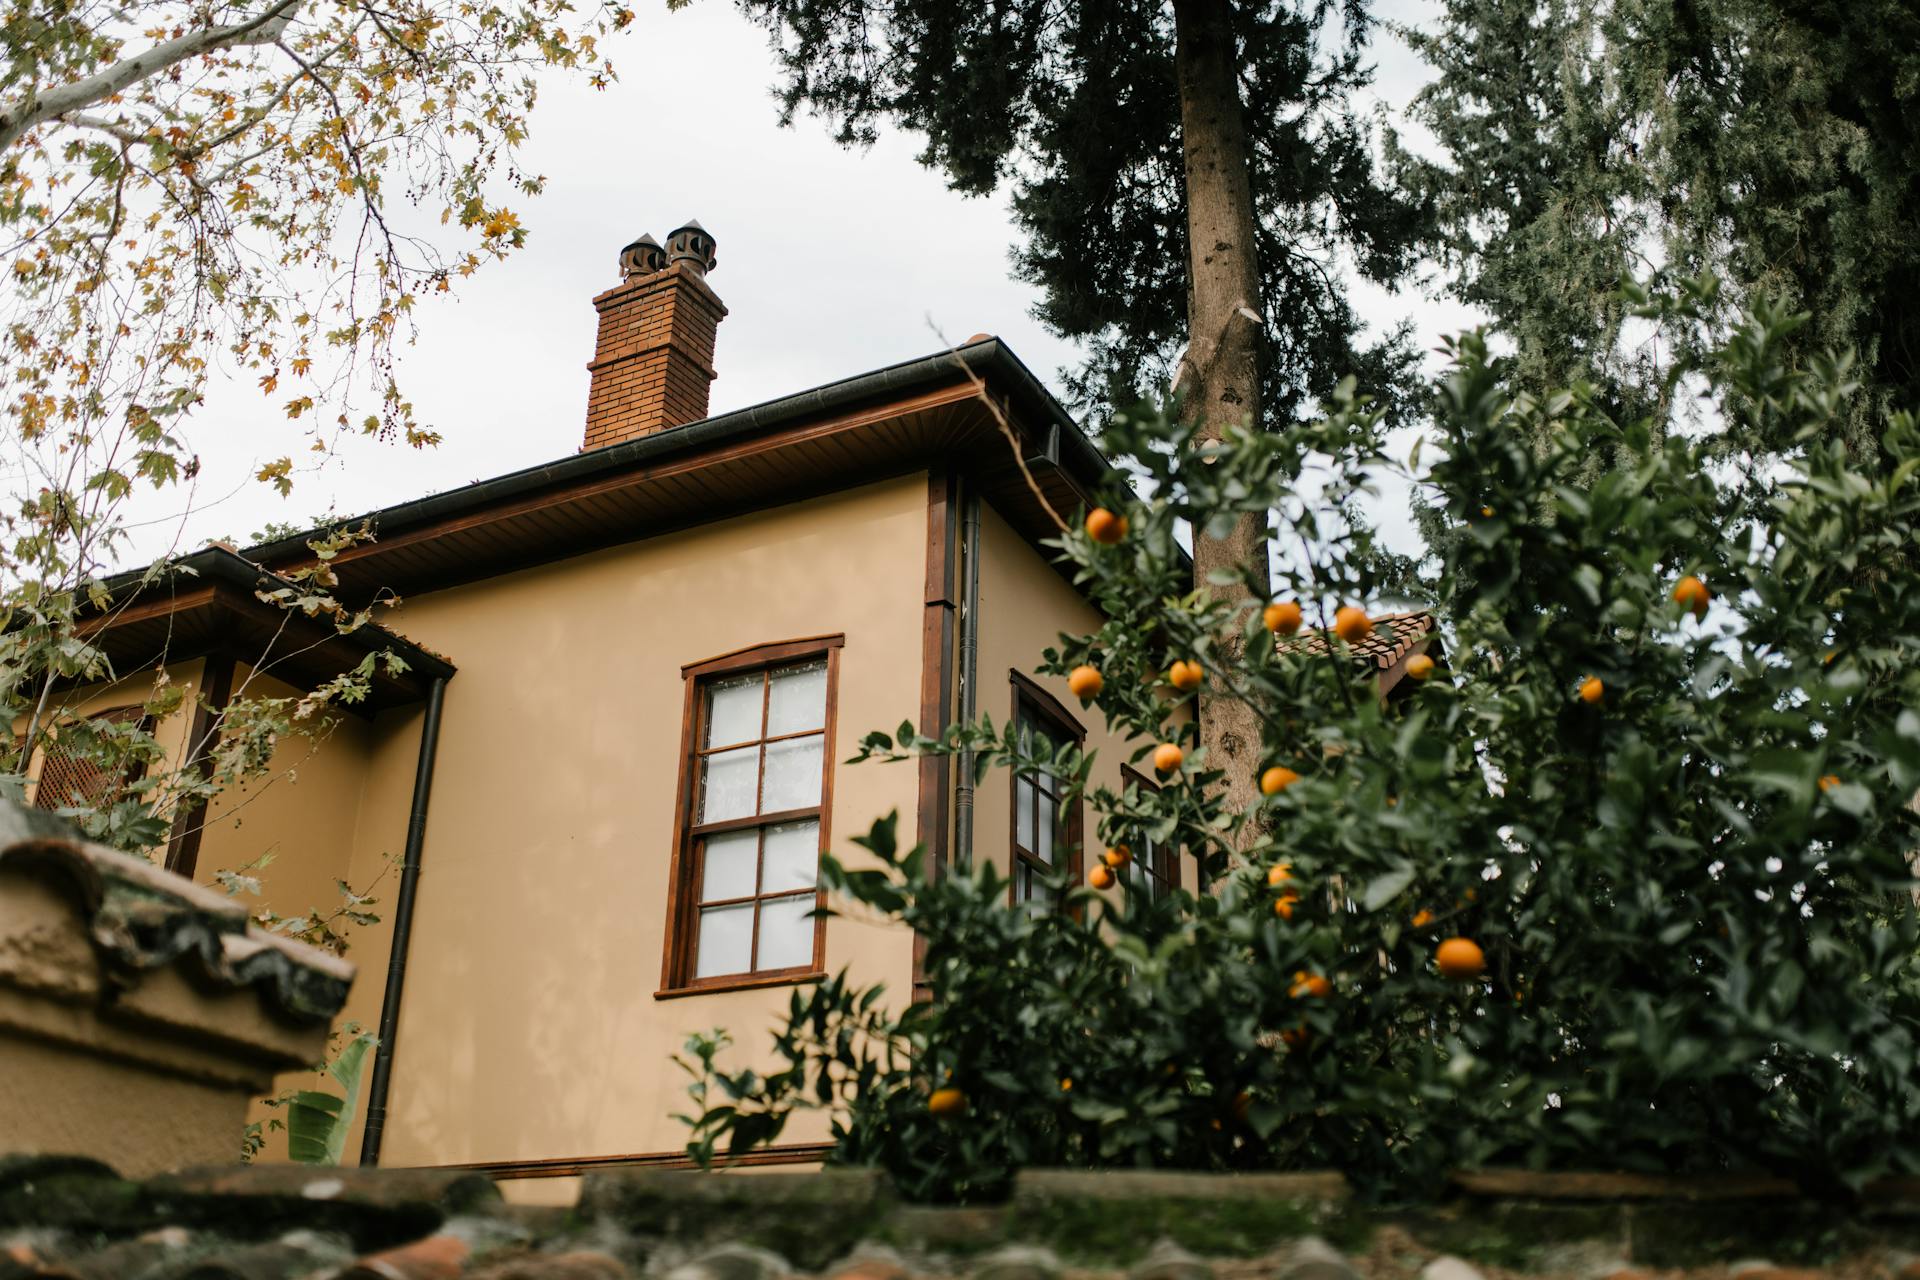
1173, 0, 1269, 846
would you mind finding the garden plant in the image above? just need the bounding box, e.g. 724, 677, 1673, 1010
679, 286, 1920, 1203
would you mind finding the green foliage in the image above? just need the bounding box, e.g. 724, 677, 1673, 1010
1403, 0, 1920, 456
286, 1031, 376, 1165
729, 0, 1427, 424
679, 291, 1920, 1200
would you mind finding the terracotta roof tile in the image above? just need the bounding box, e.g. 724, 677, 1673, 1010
1277, 609, 1437, 671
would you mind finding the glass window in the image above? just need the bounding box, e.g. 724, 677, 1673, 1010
678, 648, 837, 985
1122, 768, 1179, 901
1010, 680, 1082, 907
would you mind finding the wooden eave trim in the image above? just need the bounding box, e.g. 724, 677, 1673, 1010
1375, 634, 1437, 700
287, 380, 983, 578
73, 584, 219, 637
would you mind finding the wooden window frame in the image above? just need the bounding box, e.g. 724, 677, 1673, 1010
1007, 669, 1085, 907
1120, 765, 1179, 899
657, 634, 844, 999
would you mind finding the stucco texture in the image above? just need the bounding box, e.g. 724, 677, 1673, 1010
323, 474, 931, 1168
972, 503, 1178, 895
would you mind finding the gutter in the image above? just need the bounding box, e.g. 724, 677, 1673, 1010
358, 673, 449, 1166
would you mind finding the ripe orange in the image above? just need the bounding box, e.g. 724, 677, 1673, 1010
1274, 892, 1299, 920
1066, 665, 1103, 700
1578, 676, 1604, 705
1266, 862, 1293, 887
1060, 1077, 1073, 1092
1168, 660, 1204, 691
1290, 971, 1332, 999
1435, 937, 1485, 980
1102, 846, 1132, 869
1405, 653, 1435, 681
1086, 508, 1128, 545
1153, 742, 1184, 775
1089, 864, 1116, 890
1260, 765, 1300, 796
1672, 574, 1710, 617
1818, 774, 1841, 793
928, 1087, 967, 1116
1263, 601, 1303, 635
1280, 1024, 1310, 1048
1411, 908, 1434, 929
1333, 606, 1370, 644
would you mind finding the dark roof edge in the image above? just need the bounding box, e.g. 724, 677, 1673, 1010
240, 338, 1117, 568
102, 545, 458, 683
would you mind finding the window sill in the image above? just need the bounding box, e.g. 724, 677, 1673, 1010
654, 970, 825, 1000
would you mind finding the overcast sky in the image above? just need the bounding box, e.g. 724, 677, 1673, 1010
124, 0, 1479, 566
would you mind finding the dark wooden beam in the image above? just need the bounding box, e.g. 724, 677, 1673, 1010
162, 652, 236, 879
913, 467, 960, 1000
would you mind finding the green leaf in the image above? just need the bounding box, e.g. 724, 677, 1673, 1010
288, 1033, 375, 1165
1361, 865, 1416, 913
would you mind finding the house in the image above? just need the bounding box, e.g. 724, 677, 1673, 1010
41, 222, 1173, 1203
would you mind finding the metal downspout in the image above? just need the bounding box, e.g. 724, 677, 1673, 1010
359, 674, 448, 1167
952, 491, 983, 870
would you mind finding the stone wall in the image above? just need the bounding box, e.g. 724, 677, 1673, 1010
4, 1159, 1918, 1279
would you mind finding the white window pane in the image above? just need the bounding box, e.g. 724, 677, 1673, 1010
766, 660, 827, 736
699, 746, 760, 823
704, 674, 763, 748
700, 829, 759, 901
756, 894, 815, 971
1037, 793, 1055, 863
762, 819, 819, 893
1015, 778, 1034, 851
762, 735, 823, 811
695, 903, 754, 978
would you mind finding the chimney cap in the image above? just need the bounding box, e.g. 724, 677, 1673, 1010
666, 221, 718, 276
618, 233, 667, 279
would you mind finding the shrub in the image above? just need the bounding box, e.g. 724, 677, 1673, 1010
677, 288, 1920, 1201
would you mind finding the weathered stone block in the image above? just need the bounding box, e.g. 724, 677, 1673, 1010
579, 1170, 889, 1271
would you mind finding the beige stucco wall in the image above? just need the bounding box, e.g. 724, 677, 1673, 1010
194, 668, 377, 926
326, 473, 931, 1169
18, 471, 1153, 1183
183, 669, 380, 1162
972, 503, 1170, 895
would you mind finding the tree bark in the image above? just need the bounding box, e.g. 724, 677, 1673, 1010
1173, 0, 1269, 844
0, 0, 300, 154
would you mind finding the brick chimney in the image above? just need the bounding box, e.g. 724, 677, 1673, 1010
582, 221, 727, 451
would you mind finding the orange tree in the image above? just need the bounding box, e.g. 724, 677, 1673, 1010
676, 287, 1920, 1201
